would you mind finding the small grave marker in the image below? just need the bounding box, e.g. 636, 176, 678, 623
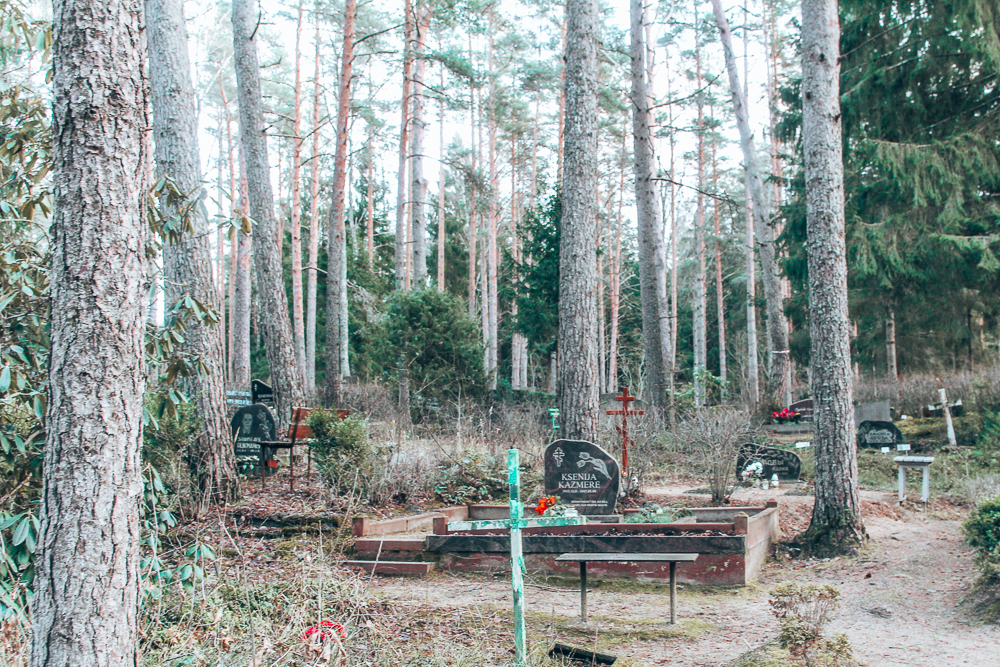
897, 444, 911, 451
788, 398, 814, 422
544, 440, 621, 516
447, 449, 586, 665
736, 445, 802, 483
857, 420, 903, 448
251, 379, 274, 407
881, 447, 891, 453
794, 441, 811, 449
605, 386, 644, 476
225, 389, 252, 407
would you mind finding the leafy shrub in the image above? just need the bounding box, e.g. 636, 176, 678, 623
965, 496, 1000, 619
307, 412, 377, 497
624, 504, 690, 524
769, 582, 855, 664
433, 452, 508, 504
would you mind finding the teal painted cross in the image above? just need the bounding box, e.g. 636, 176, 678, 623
447, 449, 587, 665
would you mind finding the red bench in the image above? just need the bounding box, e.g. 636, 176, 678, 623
261, 407, 350, 490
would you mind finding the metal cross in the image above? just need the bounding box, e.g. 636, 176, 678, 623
446, 449, 587, 665
605, 386, 644, 478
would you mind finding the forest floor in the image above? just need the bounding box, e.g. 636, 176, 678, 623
360, 483, 998, 666
140, 474, 999, 666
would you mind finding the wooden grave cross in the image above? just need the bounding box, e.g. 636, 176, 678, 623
446, 449, 587, 665
605, 386, 644, 477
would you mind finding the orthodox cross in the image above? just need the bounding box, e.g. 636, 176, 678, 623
447, 449, 587, 665
605, 386, 644, 477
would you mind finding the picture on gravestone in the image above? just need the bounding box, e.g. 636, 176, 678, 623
736, 444, 802, 483
543, 440, 620, 516
230, 404, 277, 459
856, 420, 903, 448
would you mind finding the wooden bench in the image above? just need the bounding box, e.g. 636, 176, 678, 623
261, 407, 350, 490
555, 552, 699, 624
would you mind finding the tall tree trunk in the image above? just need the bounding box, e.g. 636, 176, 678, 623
886, 308, 897, 378
33, 0, 145, 662
486, 13, 499, 390
325, 0, 357, 405
148, 0, 238, 504
559, 0, 600, 442
410, 2, 428, 287
667, 70, 678, 420
394, 0, 414, 291
437, 79, 446, 291
216, 123, 227, 379
630, 0, 672, 409
233, 156, 252, 387
289, 1, 307, 381
467, 49, 478, 318
556, 8, 567, 183
710, 0, 790, 410
366, 137, 376, 269
801, 0, 863, 554
743, 7, 759, 406
713, 142, 726, 387
232, 0, 305, 421
306, 6, 322, 395
693, 35, 707, 408
608, 133, 624, 393
597, 249, 605, 394
221, 86, 237, 383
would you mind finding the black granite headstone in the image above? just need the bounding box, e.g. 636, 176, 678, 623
544, 440, 620, 516
736, 444, 802, 482
856, 420, 903, 448
251, 379, 274, 407
230, 404, 277, 458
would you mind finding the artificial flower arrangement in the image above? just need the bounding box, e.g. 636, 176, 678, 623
532, 495, 578, 517
741, 461, 764, 485
771, 407, 801, 424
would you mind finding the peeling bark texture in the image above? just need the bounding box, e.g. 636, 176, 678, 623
233, 159, 252, 388
630, 0, 672, 408
325, 0, 357, 405
148, 0, 239, 503
743, 9, 759, 406
711, 0, 790, 409
558, 0, 600, 442
801, 0, 864, 555
33, 0, 146, 663
232, 0, 305, 421
410, 2, 429, 287
394, 0, 414, 291
289, 1, 307, 381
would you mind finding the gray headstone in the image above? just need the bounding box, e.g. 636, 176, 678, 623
737, 444, 802, 482
544, 440, 620, 516
230, 404, 277, 458
857, 420, 903, 448
854, 399, 891, 425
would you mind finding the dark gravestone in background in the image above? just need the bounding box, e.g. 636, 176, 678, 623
737, 445, 802, 482
230, 404, 277, 459
251, 379, 274, 407
544, 440, 620, 516
857, 420, 903, 448
855, 400, 892, 425
788, 398, 814, 422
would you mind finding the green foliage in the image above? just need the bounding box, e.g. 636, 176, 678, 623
307, 412, 377, 496
371, 289, 485, 408
965, 497, 1000, 590
770, 582, 853, 663
433, 452, 508, 504
623, 504, 690, 524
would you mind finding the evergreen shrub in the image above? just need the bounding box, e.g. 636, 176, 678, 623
433, 452, 507, 504
307, 412, 377, 496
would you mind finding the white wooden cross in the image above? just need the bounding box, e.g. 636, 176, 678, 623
447, 449, 587, 665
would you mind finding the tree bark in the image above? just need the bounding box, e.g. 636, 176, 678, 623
394, 0, 414, 291
743, 8, 759, 406
33, 0, 145, 662
437, 80, 446, 291
801, 0, 864, 554
608, 134, 624, 393
559, 0, 600, 441
630, 0, 673, 409
886, 308, 897, 378
233, 156, 252, 387
306, 6, 322, 395
232, 0, 305, 421
693, 34, 707, 408
486, 13, 499, 389
710, 0, 790, 409
289, 1, 307, 382
148, 0, 239, 504
410, 3, 429, 287
325, 0, 357, 405
713, 142, 727, 387
467, 47, 478, 319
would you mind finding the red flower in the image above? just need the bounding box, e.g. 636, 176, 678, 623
304, 621, 347, 641
534, 496, 557, 515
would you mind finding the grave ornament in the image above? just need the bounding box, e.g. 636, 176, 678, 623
544, 440, 620, 516
604, 386, 644, 477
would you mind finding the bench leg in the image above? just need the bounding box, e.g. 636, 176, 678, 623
580, 562, 587, 623
898, 465, 906, 503
290, 445, 295, 491
670, 561, 677, 625
922, 466, 930, 503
